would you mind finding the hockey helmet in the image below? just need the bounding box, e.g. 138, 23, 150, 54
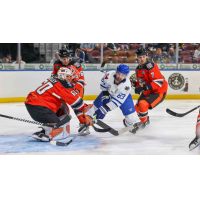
116, 64, 130, 75
57, 67, 73, 82
135, 48, 147, 56
59, 48, 70, 58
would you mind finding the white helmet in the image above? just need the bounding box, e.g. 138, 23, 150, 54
57, 67, 73, 82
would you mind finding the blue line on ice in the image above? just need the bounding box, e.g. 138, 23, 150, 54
0, 135, 103, 153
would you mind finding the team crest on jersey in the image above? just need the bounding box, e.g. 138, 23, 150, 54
146, 63, 153, 69
138, 77, 146, 85
125, 86, 130, 91
105, 74, 109, 79
142, 71, 145, 74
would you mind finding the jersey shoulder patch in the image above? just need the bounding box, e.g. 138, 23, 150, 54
146, 61, 155, 70
54, 59, 62, 65
104, 73, 110, 79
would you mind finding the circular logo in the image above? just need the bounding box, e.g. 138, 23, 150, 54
81, 64, 85, 69
168, 73, 185, 90
0, 64, 3, 70
193, 64, 198, 69
160, 64, 165, 69
39, 64, 44, 69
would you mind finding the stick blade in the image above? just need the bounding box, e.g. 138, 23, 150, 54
166, 108, 182, 117
50, 140, 67, 146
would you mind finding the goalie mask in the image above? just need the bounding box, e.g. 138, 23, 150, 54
57, 68, 73, 83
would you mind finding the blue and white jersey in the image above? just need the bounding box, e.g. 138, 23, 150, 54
100, 71, 131, 110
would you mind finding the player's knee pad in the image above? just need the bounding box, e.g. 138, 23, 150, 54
124, 112, 137, 126
138, 100, 150, 112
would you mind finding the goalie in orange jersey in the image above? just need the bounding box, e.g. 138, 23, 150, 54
25, 67, 92, 142
130, 48, 168, 130
51, 48, 89, 135
189, 110, 200, 151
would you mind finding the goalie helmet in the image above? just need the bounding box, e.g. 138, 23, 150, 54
57, 67, 73, 83
135, 48, 147, 56
59, 48, 70, 58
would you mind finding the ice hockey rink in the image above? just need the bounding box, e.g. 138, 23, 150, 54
0, 99, 200, 155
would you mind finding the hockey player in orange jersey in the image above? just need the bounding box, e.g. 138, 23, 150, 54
189, 109, 200, 150
51, 48, 89, 135
25, 67, 91, 142
130, 48, 168, 130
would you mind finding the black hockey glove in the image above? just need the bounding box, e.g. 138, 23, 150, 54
135, 84, 148, 95
131, 80, 137, 88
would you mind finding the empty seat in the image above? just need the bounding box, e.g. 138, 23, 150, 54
116, 51, 127, 58
185, 44, 194, 50
103, 50, 114, 57
131, 44, 141, 50
182, 57, 193, 63
125, 57, 137, 63
127, 51, 136, 57
195, 58, 200, 63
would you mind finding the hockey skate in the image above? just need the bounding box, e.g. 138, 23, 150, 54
138, 116, 150, 130
123, 119, 140, 134
30, 129, 50, 142
78, 122, 90, 136
189, 135, 200, 151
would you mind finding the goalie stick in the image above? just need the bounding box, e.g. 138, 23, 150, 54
166, 106, 200, 117
0, 114, 72, 130
50, 119, 93, 146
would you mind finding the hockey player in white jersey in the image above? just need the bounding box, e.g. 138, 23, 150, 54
86, 64, 138, 133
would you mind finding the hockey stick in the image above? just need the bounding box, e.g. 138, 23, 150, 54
99, 61, 107, 73
0, 114, 72, 130
166, 106, 200, 117
92, 115, 111, 132
50, 119, 92, 147
95, 119, 139, 136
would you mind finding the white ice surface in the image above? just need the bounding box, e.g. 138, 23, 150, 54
1, 100, 200, 155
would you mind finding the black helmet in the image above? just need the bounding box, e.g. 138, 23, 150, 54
59, 48, 70, 58
135, 48, 147, 56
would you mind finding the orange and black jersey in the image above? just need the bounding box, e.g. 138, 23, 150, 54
25, 76, 86, 113
52, 58, 85, 89
135, 60, 168, 95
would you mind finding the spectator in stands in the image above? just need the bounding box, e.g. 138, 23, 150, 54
153, 48, 164, 63
157, 43, 170, 55
171, 43, 185, 52
0, 54, 3, 63
107, 43, 120, 51
80, 43, 94, 63
4, 54, 13, 63
50, 52, 59, 64
168, 48, 176, 62
194, 45, 200, 59
120, 43, 129, 50
162, 55, 175, 64
94, 43, 107, 51
111, 53, 119, 63
12, 56, 26, 64
147, 43, 156, 51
